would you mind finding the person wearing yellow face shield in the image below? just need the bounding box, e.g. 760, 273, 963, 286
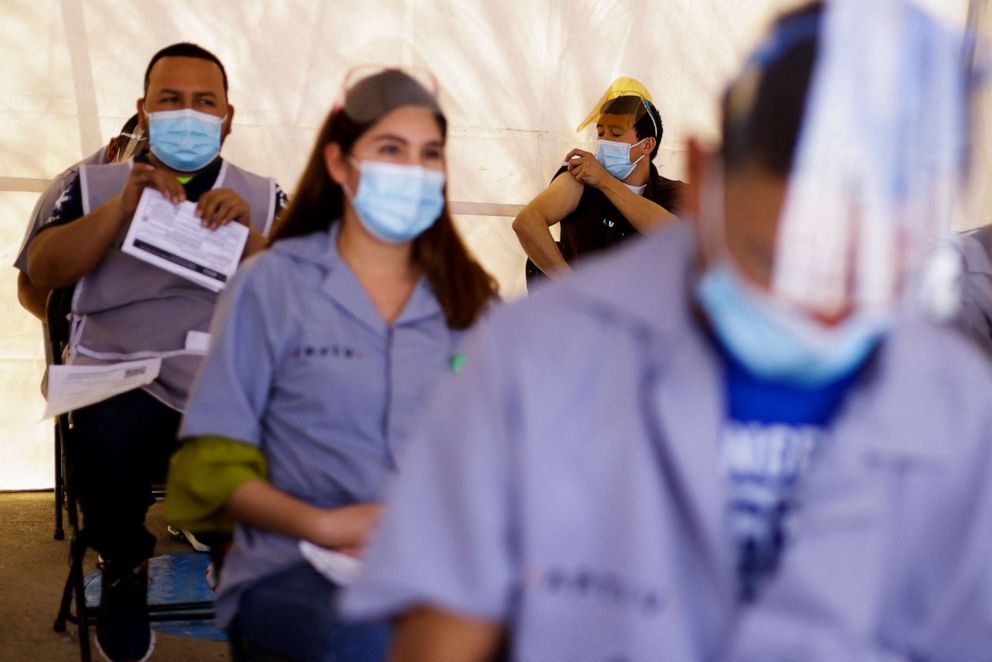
512, 78, 684, 283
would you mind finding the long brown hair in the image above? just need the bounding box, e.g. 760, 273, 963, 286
270, 106, 498, 329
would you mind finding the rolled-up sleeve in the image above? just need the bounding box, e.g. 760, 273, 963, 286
341, 322, 520, 623
165, 435, 268, 532
15, 177, 82, 273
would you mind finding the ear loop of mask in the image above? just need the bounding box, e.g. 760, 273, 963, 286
641, 99, 659, 141
627, 101, 657, 167
342, 156, 363, 201
625, 137, 649, 168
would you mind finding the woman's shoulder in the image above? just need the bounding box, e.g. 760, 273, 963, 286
243, 231, 334, 280
224, 242, 320, 312
268, 230, 334, 263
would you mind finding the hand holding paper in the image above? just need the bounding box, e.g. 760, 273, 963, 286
195, 188, 252, 230
122, 188, 248, 292
119, 163, 186, 216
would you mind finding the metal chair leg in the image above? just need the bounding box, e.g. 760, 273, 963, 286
53, 535, 93, 661
52, 556, 75, 633
54, 425, 65, 541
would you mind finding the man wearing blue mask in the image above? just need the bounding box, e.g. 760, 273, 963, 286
343, 3, 992, 660
512, 77, 684, 283
26, 42, 284, 662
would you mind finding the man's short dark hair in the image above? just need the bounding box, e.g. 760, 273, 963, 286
720, 3, 822, 175
636, 100, 663, 160
144, 42, 228, 97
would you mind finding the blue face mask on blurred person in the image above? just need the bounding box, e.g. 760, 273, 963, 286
348, 160, 446, 243
595, 138, 646, 181
145, 109, 224, 172
695, 264, 888, 386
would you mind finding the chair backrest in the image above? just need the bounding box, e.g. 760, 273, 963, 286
45, 286, 75, 369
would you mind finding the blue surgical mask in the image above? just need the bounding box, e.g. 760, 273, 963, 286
348, 160, 446, 243
695, 264, 888, 386
595, 138, 646, 181
145, 108, 224, 172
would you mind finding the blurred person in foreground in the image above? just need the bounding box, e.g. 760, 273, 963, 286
342, 2, 992, 660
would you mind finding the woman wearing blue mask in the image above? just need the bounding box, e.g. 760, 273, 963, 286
512, 77, 685, 284
164, 67, 497, 662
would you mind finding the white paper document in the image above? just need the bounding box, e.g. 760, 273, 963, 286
122, 188, 249, 292
299, 541, 363, 586
43, 358, 162, 419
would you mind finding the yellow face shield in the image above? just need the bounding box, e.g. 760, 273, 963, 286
576, 76, 656, 135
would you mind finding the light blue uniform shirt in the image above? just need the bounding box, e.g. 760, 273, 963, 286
180, 223, 469, 628
343, 222, 992, 661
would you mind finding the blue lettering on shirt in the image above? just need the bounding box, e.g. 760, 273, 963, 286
716, 343, 862, 602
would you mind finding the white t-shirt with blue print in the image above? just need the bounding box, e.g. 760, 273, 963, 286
717, 347, 861, 602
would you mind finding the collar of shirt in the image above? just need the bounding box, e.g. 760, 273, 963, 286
134, 150, 224, 202
272, 221, 444, 336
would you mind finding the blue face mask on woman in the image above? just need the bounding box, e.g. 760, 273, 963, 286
145, 108, 224, 172
695, 264, 888, 386
348, 160, 446, 243
595, 138, 646, 181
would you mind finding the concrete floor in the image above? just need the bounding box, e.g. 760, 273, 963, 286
0, 492, 228, 661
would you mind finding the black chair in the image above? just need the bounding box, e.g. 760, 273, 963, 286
46, 289, 215, 661
53, 380, 66, 540
49, 288, 71, 541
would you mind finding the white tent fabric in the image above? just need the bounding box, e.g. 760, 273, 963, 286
0, 0, 973, 489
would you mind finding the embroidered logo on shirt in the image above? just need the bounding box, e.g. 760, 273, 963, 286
290, 345, 364, 360
524, 566, 667, 616
721, 422, 825, 601
722, 423, 820, 480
